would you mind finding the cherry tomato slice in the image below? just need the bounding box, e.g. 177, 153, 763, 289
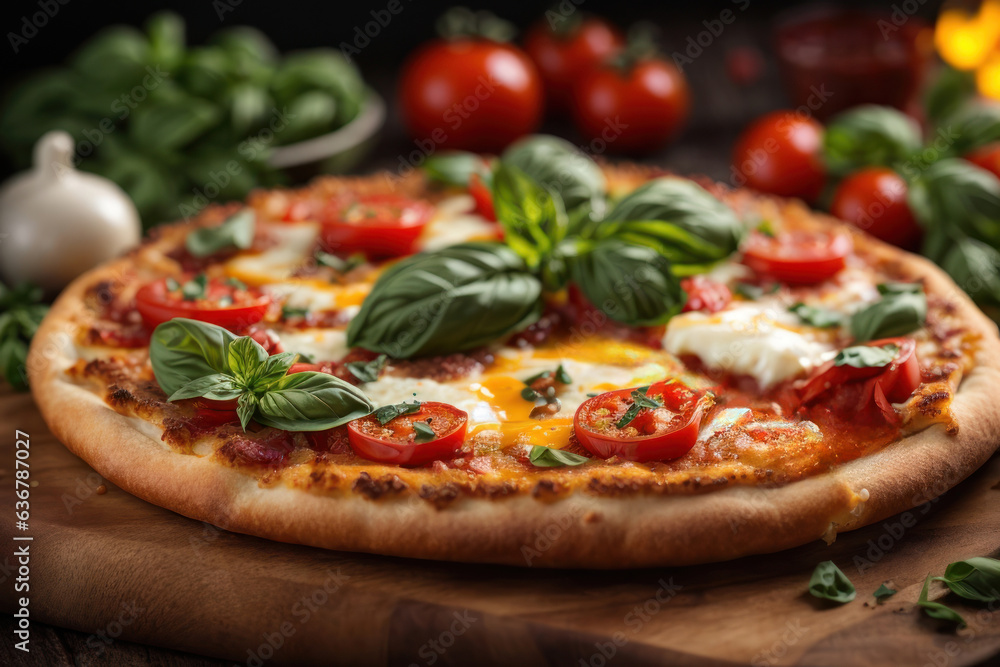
742, 230, 852, 285
319, 194, 434, 258
468, 172, 496, 221
681, 276, 732, 313
800, 337, 920, 422
347, 402, 468, 466
135, 276, 271, 330
573, 381, 708, 462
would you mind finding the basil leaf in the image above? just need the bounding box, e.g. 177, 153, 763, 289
412, 420, 436, 443
940, 238, 1000, 309
374, 400, 421, 425
529, 446, 590, 467
255, 371, 374, 431
346, 354, 387, 383
873, 583, 897, 603
570, 239, 686, 326
255, 351, 298, 389
918, 575, 966, 628
501, 134, 606, 220
616, 386, 662, 429
598, 178, 744, 271
909, 160, 1000, 259
849, 289, 926, 343
150, 319, 237, 397
0, 337, 29, 391
424, 151, 490, 187
808, 561, 856, 603
822, 105, 922, 176
168, 373, 242, 402
834, 343, 899, 368
924, 67, 976, 128
942, 102, 1000, 158
492, 162, 567, 270
227, 336, 269, 385
237, 393, 257, 431
933, 557, 1000, 603
789, 303, 843, 328
346, 243, 543, 358
185, 209, 256, 258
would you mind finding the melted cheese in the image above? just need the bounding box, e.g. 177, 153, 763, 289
664, 302, 835, 388
276, 329, 350, 362
418, 195, 499, 251
225, 222, 319, 284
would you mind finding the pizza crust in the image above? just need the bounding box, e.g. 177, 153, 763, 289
28, 171, 1000, 568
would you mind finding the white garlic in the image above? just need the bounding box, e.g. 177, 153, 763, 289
0, 131, 141, 295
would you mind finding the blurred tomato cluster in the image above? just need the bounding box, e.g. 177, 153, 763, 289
397, 9, 690, 154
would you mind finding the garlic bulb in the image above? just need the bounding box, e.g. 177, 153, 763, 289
0, 131, 141, 295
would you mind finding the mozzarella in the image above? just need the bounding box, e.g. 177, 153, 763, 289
664, 302, 835, 388
418, 195, 499, 251
276, 329, 350, 362
225, 222, 319, 284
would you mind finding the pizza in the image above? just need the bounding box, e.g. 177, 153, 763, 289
27, 136, 1000, 568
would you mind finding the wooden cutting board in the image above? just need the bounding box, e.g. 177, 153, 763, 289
2, 385, 1000, 667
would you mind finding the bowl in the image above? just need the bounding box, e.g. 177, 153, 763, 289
268, 90, 386, 179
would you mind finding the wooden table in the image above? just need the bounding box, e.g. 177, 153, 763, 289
2, 384, 1000, 666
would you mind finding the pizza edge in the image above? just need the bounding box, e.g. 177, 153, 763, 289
26, 167, 1000, 568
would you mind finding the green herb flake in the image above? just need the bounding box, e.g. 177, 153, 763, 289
226, 277, 247, 291
346, 354, 387, 384
165, 277, 181, 292
180, 274, 208, 301
412, 420, 436, 443
374, 400, 421, 426
873, 583, 897, 603
834, 343, 899, 368
789, 302, 843, 328
186, 209, 256, 259
734, 282, 764, 300
616, 386, 662, 430
520, 386, 541, 402
918, 575, 967, 628
757, 220, 776, 237
808, 561, 856, 603
282, 305, 310, 320
528, 445, 590, 467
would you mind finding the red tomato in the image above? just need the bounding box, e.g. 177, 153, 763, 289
347, 402, 469, 466
135, 276, 271, 330
800, 337, 920, 424
742, 230, 852, 285
523, 17, 623, 114
681, 276, 732, 313
731, 111, 826, 202
468, 172, 496, 221
282, 200, 314, 222
965, 143, 1000, 180
571, 58, 690, 153
573, 381, 708, 462
319, 194, 434, 258
399, 39, 543, 152
831, 168, 921, 249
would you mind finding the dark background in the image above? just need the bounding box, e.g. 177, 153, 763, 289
0, 0, 946, 184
